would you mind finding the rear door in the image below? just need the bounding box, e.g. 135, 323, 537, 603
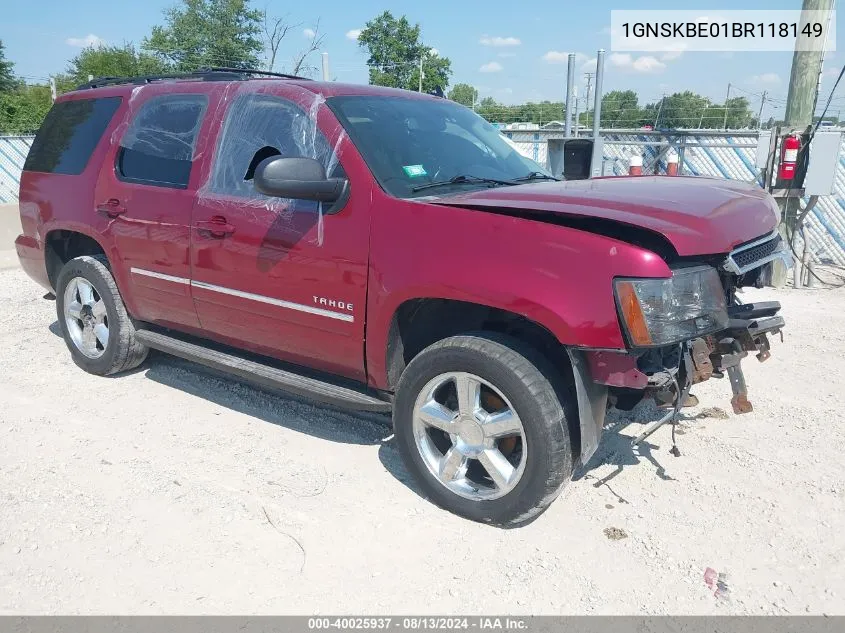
189, 85, 372, 382
93, 87, 212, 329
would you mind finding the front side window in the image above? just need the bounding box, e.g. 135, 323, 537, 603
117, 94, 207, 188
327, 95, 550, 199
207, 93, 344, 200
24, 97, 121, 175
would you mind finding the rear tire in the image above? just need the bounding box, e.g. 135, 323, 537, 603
393, 333, 573, 527
56, 255, 148, 376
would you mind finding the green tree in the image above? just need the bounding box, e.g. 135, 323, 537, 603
723, 96, 752, 129
66, 43, 170, 84
448, 83, 478, 107
144, 0, 264, 71
601, 90, 642, 128
0, 40, 18, 92
357, 11, 452, 92
0, 84, 52, 134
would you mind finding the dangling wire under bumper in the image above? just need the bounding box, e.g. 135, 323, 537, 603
632, 342, 693, 455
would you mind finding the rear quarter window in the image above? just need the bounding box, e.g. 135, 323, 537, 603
24, 97, 122, 175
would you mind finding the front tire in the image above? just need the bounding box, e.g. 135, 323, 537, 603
56, 255, 148, 376
394, 333, 573, 527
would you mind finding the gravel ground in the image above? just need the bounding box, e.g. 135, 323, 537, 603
1, 265, 844, 615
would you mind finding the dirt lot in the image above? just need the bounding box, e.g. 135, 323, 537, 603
1, 264, 844, 615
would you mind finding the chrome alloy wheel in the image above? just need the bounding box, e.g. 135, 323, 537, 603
63, 277, 109, 359
412, 372, 527, 500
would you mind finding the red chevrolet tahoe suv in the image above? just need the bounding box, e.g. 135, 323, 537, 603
15, 69, 790, 526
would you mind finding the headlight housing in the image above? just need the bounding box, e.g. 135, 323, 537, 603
614, 266, 729, 347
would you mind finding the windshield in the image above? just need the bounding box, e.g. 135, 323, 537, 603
327, 95, 552, 199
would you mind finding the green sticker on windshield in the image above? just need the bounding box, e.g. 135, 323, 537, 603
403, 164, 427, 178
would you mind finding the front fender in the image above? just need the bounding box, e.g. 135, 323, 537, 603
365, 197, 671, 389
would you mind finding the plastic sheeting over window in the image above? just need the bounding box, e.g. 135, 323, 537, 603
206, 92, 345, 199
117, 94, 208, 188
198, 88, 347, 247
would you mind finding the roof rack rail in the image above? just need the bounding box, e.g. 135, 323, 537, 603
204, 66, 313, 80
75, 67, 311, 91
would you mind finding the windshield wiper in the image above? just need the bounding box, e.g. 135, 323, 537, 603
411, 174, 516, 193
512, 171, 560, 182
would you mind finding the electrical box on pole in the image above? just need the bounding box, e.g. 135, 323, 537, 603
754, 131, 772, 170
803, 131, 842, 196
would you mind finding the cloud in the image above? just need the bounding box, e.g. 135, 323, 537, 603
632, 56, 667, 72
542, 51, 570, 64
66, 34, 104, 48
543, 51, 591, 67
750, 72, 781, 84
346, 29, 362, 41
609, 52, 666, 73
303, 28, 316, 38
479, 35, 521, 47
479, 61, 503, 73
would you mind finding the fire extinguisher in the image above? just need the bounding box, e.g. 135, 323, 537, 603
778, 134, 801, 181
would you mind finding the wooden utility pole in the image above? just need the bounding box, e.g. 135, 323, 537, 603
584, 72, 594, 127
772, 0, 835, 286
757, 91, 768, 129
722, 83, 731, 130
784, 0, 834, 130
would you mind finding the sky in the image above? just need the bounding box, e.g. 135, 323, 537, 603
2, 0, 844, 119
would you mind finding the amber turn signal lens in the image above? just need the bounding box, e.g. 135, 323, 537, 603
616, 280, 653, 346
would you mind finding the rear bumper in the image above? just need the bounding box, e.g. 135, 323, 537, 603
15, 234, 51, 291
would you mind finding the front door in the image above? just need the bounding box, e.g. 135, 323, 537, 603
190, 87, 371, 382
94, 89, 212, 329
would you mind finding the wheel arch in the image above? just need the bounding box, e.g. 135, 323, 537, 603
382, 297, 584, 460
44, 228, 109, 290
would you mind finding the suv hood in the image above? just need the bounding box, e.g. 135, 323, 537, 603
427, 176, 779, 256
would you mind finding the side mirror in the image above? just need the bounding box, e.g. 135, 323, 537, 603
253, 156, 347, 202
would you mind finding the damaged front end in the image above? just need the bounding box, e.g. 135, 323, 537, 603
570, 230, 790, 465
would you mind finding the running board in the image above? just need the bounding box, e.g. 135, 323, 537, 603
135, 330, 392, 413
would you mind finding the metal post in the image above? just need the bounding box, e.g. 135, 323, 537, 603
49, 77, 57, 102
564, 53, 575, 137
722, 83, 731, 130
418, 56, 424, 92
573, 87, 580, 137
678, 136, 687, 176
592, 49, 605, 139
321, 52, 330, 81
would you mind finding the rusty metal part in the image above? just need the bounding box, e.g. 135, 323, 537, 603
690, 338, 714, 383
731, 394, 753, 414
726, 365, 753, 414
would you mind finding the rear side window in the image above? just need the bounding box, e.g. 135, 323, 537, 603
24, 97, 121, 175
117, 94, 207, 189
